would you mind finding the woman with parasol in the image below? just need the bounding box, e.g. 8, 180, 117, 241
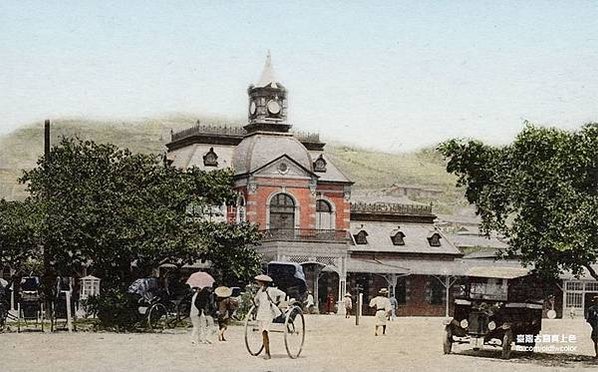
187, 271, 216, 345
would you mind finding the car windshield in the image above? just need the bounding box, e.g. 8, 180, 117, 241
469, 280, 508, 301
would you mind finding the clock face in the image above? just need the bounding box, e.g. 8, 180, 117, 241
249, 101, 257, 115
267, 100, 281, 115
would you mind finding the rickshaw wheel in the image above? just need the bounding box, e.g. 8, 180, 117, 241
501, 329, 513, 359
443, 327, 452, 354
148, 303, 168, 331
284, 305, 305, 359
244, 305, 264, 356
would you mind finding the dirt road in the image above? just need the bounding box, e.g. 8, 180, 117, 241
1, 316, 597, 371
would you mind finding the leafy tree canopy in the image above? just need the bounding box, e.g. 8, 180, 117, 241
438, 123, 598, 280
20, 137, 261, 289
0, 198, 42, 276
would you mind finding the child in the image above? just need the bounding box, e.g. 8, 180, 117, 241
214, 286, 238, 341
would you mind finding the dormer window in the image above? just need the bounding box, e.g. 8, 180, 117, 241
354, 230, 368, 245
313, 154, 327, 172
391, 229, 406, 246
203, 147, 218, 167
427, 232, 442, 247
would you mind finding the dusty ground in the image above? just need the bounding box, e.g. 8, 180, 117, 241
1, 316, 597, 372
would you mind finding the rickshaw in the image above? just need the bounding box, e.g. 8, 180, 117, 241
17, 276, 45, 332
443, 267, 545, 359
127, 277, 170, 331
244, 262, 306, 359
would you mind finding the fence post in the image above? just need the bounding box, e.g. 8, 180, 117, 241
65, 291, 73, 333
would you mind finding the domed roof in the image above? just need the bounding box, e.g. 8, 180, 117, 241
233, 134, 313, 175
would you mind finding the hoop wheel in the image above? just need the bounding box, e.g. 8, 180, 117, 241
284, 305, 305, 359
148, 303, 168, 331
244, 305, 264, 356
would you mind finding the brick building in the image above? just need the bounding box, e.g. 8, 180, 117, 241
165, 55, 539, 316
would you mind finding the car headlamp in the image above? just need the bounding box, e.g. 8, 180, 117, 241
487, 321, 496, 331
460, 319, 469, 328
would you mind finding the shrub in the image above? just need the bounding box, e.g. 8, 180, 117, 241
86, 288, 139, 331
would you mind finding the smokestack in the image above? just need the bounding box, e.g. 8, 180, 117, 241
44, 119, 51, 159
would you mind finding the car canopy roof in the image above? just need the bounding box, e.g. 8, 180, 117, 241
466, 266, 530, 280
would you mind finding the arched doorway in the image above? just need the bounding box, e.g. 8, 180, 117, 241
318, 270, 340, 314
269, 193, 295, 230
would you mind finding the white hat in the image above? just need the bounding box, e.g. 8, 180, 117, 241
214, 286, 233, 298
254, 274, 273, 283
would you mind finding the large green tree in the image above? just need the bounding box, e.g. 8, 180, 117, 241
20, 137, 261, 289
0, 199, 42, 276
438, 123, 598, 280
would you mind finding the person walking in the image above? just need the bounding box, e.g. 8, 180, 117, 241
389, 295, 398, 321
190, 286, 216, 345
369, 288, 392, 336
586, 295, 598, 358
326, 292, 335, 314
253, 274, 286, 360
214, 286, 238, 342
343, 293, 353, 318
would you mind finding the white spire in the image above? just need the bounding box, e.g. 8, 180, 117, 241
256, 50, 280, 88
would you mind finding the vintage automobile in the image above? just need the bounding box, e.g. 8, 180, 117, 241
443, 267, 545, 359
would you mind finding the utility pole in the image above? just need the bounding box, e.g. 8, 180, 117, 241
42, 119, 52, 318
44, 119, 50, 159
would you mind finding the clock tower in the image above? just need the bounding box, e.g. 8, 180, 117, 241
245, 52, 290, 133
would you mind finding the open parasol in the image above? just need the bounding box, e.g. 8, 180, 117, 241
186, 271, 215, 289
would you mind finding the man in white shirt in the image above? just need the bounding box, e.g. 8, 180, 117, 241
369, 288, 392, 336
253, 274, 286, 360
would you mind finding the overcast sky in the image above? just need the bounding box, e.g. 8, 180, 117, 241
1, 1, 597, 152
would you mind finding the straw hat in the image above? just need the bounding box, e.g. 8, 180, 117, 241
214, 286, 233, 298
379, 288, 388, 295
254, 274, 273, 283
344, 293, 352, 297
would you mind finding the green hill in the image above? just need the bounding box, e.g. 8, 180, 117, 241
0, 115, 466, 214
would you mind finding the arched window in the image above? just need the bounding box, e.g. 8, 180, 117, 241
316, 199, 334, 230
236, 195, 246, 223
269, 193, 295, 230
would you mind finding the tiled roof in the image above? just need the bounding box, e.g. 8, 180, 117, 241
168, 144, 235, 170
309, 152, 352, 183
349, 221, 461, 255
559, 265, 598, 280
448, 233, 509, 249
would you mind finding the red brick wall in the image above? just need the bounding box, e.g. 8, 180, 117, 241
231, 177, 350, 231
315, 184, 350, 231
